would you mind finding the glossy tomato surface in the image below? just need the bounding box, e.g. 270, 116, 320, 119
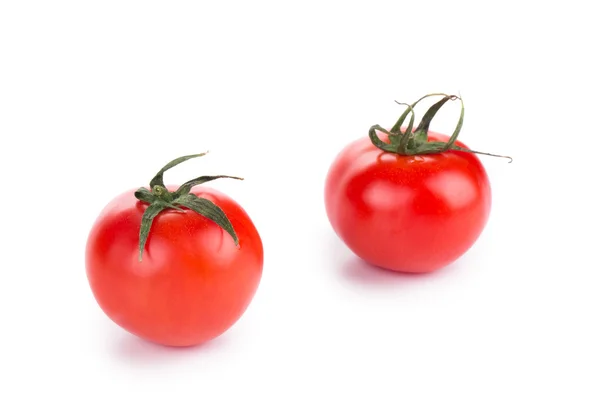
85, 185, 263, 347
325, 131, 491, 273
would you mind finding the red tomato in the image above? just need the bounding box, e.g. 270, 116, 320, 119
325, 94, 504, 273
86, 155, 263, 347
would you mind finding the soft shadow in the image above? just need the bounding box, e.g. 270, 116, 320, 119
109, 329, 231, 366
341, 256, 452, 287
326, 232, 456, 289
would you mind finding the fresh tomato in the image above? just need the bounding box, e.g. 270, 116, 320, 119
325, 94, 509, 273
85, 154, 263, 347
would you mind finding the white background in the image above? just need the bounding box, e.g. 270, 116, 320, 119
1, 1, 598, 409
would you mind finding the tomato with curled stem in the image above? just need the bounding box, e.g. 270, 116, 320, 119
85, 153, 263, 347
325, 94, 510, 273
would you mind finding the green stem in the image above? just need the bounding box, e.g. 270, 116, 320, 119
134, 153, 243, 261
368, 93, 512, 162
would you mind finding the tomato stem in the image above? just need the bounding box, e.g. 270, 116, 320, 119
134, 154, 243, 261
368, 93, 512, 162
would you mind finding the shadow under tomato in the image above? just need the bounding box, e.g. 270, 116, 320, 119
326, 232, 456, 289
110, 328, 231, 365
341, 257, 450, 286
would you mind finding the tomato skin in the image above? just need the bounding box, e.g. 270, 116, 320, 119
325, 131, 491, 273
85, 185, 263, 347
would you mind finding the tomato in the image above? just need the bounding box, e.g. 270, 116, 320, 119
85, 154, 263, 347
325, 94, 508, 273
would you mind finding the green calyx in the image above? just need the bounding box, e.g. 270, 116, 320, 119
368, 93, 512, 161
134, 152, 242, 261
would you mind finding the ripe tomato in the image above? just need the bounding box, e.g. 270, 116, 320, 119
85, 154, 263, 347
325, 94, 508, 273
